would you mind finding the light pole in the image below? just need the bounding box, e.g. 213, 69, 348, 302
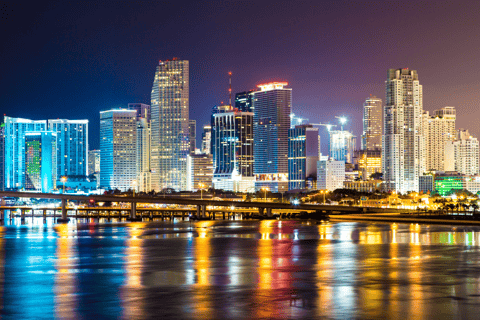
199, 183, 205, 200
61, 176, 67, 194
261, 187, 269, 202
320, 190, 328, 205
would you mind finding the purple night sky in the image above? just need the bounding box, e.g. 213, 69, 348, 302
1, 1, 479, 151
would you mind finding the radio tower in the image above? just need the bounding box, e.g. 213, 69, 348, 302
228, 72, 232, 106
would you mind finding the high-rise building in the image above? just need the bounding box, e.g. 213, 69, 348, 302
212, 105, 255, 192
445, 129, 479, 176
0, 124, 4, 191
422, 107, 456, 171
354, 149, 382, 180
383, 68, 424, 193
235, 90, 254, 112
4, 117, 47, 190
100, 109, 137, 191
329, 130, 356, 163
362, 95, 382, 150
253, 82, 292, 193
288, 125, 319, 190
201, 125, 212, 155
317, 159, 345, 191
150, 59, 189, 191
187, 154, 214, 191
88, 150, 101, 176
48, 119, 88, 178
24, 131, 57, 193
189, 119, 196, 155
128, 103, 152, 193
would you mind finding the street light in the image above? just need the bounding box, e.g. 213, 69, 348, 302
261, 187, 269, 202
132, 180, 137, 197
199, 183, 205, 200
319, 190, 328, 205
61, 176, 67, 194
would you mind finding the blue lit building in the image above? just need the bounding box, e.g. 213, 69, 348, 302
329, 130, 356, 163
235, 90, 254, 112
24, 132, 57, 193
288, 125, 319, 190
253, 82, 292, 193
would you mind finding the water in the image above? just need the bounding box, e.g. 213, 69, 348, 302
2, 218, 480, 319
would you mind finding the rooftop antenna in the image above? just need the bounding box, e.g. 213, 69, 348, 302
228, 72, 232, 106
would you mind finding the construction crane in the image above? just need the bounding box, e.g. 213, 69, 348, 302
310, 123, 338, 131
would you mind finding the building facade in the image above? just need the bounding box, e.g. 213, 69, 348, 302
212, 106, 255, 192
354, 149, 382, 180
100, 109, 137, 191
445, 129, 479, 176
329, 130, 356, 163
288, 125, 319, 190
201, 125, 212, 155
24, 131, 56, 193
317, 159, 345, 191
383, 68, 424, 193
362, 95, 382, 150
150, 59, 189, 191
187, 154, 214, 191
48, 119, 88, 178
253, 82, 292, 192
235, 90, 254, 112
189, 119, 196, 155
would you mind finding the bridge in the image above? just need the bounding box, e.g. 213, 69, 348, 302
0, 191, 406, 223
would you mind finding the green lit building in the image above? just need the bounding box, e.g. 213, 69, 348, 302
24, 132, 57, 193
434, 173, 465, 196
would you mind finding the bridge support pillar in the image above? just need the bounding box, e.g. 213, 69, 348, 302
57, 199, 70, 223
258, 207, 264, 217
197, 205, 201, 218
266, 208, 273, 218
21, 209, 25, 222
128, 202, 142, 222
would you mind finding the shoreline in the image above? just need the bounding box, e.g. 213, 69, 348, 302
330, 214, 480, 226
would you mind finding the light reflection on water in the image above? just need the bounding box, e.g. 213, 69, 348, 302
3, 219, 480, 319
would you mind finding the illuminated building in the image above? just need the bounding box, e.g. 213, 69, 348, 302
383, 68, 424, 193
288, 125, 319, 190
465, 176, 480, 195
186, 154, 213, 191
362, 95, 382, 150
354, 149, 382, 180
4, 116, 47, 190
253, 82, 291, 192
100, 109, 137, 191
201, 125, 212, 155
422, 107, 456, 171
317, 159, 345, 191
212, 105, 254, 192
445, 129, 479, 176
128, 103, 152, 193
419, 175, 434, 194
189, 119, 196, 155
24, 131, 56, 193
0, 124, 4, 191
329, 130, 356, 163
434, 172, 465, 196
88, 149, 100, 187
48, 119, 88, 178
343, 180, 382, 193
235, 90, 254, 112
150, 59, 189, 191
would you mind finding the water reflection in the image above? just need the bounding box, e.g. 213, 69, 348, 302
193, 221, 213, 318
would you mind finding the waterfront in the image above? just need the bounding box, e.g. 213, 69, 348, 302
2, 219, 480, 319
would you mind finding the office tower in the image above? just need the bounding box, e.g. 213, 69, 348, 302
362, 95, 382, 150
317, 159, 345, 191
329, 130, 356, 163
445, 129, 479, 175
383, 68, 424, 193
354, 149, 382, 180
48, 119, 88, 178
128, 103, 152, 193
235, 90, 254, 112
88, 150, 100, 176
189, 119, 196, 155
212, 105, 255, 192
150, 59, 189, 191
253, 82, 292, 192
201, 125, 212, 155
4, 117, 47, 190
186, 154, 214, 191
288, 125, 319, 190
0, 125, 4, 191
24, 132, 56, 193
422, 106, 456, 171
100, 109, 137, 191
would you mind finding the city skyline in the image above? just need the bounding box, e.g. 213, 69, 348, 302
2, 2, 480, 152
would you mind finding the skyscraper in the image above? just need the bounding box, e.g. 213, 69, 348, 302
0, 124, 4, 191
4, 117, 47, 190
445, 129, 479, 176
150, 59, 189, 191
383, 68, 424, 193
317, 159, 345, 191
288, 125, 319, 190
422, 106, 456, 171
235, 90, 254, 112
201, 125, 212, 155
212, 105, 254, 192
189, 119, 196, 155
253, 82, 292, 192
100, 109, 137, 191
329, 130, 356, 163
24, 131, 56, 193
362, 95, 382, 150
88, 150, 101, 176
48, 119, 88, 178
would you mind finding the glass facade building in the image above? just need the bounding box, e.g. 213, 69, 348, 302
362, 96, 382, 151
235, 90, 254, 112
24, 132, 56, 193
288, 125, 319, 190
100, 109, 137, 191
253, 82, 292, 193
329, 130, 356, 163
48, 119, 88, 178
150, 59, 189, 191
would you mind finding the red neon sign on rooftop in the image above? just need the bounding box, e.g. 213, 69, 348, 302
257, 82, 289, 91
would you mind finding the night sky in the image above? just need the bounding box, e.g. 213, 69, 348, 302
2, 1, 480, 151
